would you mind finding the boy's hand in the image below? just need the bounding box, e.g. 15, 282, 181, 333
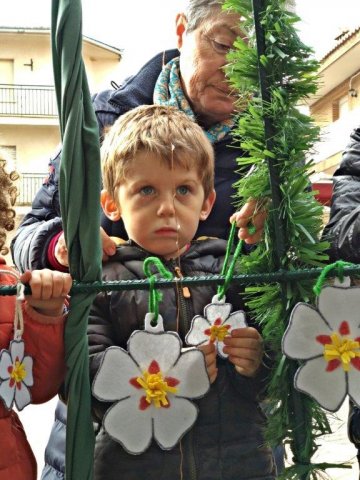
222, 327, 263, 377
198, 342, 218, 384
54, 228, 117, 267
230, 199, 267, 244
20, 269, 72, 317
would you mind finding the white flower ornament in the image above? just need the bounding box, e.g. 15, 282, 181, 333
92, 313, 210, 454
282, 277, 360, 412
0, 339, 33, 410
0, 272, 33, 411
185, 294, 247, 358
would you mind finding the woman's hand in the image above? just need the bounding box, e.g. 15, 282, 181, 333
54, 228, 117, 267
222, 327, 263, 377
20, 269, 73, 317
230, 199, 268, 244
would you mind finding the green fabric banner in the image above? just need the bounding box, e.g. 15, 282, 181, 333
51, 1, 102, 478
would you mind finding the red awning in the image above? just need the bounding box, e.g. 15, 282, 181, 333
311, 181, 333, 206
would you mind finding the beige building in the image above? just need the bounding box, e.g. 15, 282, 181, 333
0, 27, 122, 204
308, 27, 360, 178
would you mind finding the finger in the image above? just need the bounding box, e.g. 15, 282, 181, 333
208, 365, 218, 384
20, 270, 32, 284
225, 327, 261, 340
55, 244, 69, 267
223, 329, 263, 356
101, 228, 117, 256
223, 345, 262, 362
231, 357, 261, 377
223, 336, 262, 350
230, 200, 257, 224
205, 350, 217, 367
27, 270, 42, 299
56, 232, 65, 247
233, 200, 257, 218
62, 273, 73, 296
198, 342, 216, 355
37, 269, 54, 300
238, 227, 264, 244
232, 203, 267, 235
48, 271, 63, 298
223, 345, 262, 361
234, 364, 258, 377
198, 343, 217, 363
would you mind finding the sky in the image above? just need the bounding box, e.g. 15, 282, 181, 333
1, 0, 360, 79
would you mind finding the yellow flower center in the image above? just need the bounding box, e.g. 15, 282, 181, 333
323, 333, 360, 371
209, 324, 230, 342
136, 370, 178, 408
10, 359, 27, 383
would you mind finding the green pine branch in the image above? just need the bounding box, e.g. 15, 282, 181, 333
223, 0, 349, 478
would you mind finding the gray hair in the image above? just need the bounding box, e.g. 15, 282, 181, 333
185, 0, 223, 32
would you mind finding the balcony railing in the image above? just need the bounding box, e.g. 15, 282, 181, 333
0, 84, 58, 117
17, 172, 47, 205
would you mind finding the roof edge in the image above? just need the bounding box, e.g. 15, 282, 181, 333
0, 26, 122, 55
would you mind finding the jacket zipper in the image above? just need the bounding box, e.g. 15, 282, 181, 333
173, 267, 191, 298
171, 263, 197, 480
173, 265, 192, 334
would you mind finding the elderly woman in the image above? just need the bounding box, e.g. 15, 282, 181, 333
12, 1, 272, 479
12, 0, 264, 273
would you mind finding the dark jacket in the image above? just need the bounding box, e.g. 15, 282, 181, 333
322, 126, 360, 455
322, 126, 360, 263
11, 49, 245, 271
88, 238, 274, 480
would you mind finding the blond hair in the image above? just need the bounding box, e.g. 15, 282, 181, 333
101, 105, 215, 199
0, 158, 19, 255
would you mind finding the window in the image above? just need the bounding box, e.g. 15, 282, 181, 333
0, 60, 15, 103
0, 59, 14, 84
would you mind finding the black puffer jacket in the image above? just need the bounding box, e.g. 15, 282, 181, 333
88, 239, 275, 480
11, 49, 246, 271
322, 126, 360, 263
322, 126, 360, 453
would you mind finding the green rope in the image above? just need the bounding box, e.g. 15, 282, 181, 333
217, 222, 256, 299
219, 222, 238, 277
4, 263, 360, 297
143, 257, 173, 324
313, 260, 356, 296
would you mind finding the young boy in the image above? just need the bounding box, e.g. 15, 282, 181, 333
88, 105, 275, 480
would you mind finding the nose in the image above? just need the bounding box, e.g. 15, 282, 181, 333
157, 193, 175, 217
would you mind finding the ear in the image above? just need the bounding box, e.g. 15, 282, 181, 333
101, 189, 121, 221
175, 13, 187, 49
199, 190, 216, 221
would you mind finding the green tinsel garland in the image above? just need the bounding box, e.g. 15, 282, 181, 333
223, 0, 351, 478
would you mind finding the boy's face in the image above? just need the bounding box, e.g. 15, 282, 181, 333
102, 152, 215, 259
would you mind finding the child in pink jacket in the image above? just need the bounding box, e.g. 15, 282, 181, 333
0, 159, 72, 480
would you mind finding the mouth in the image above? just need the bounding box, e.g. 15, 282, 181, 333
155, 227, 178, 236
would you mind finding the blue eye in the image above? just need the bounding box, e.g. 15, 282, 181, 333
176, 185, 190, 196
140, 186, 155, 196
